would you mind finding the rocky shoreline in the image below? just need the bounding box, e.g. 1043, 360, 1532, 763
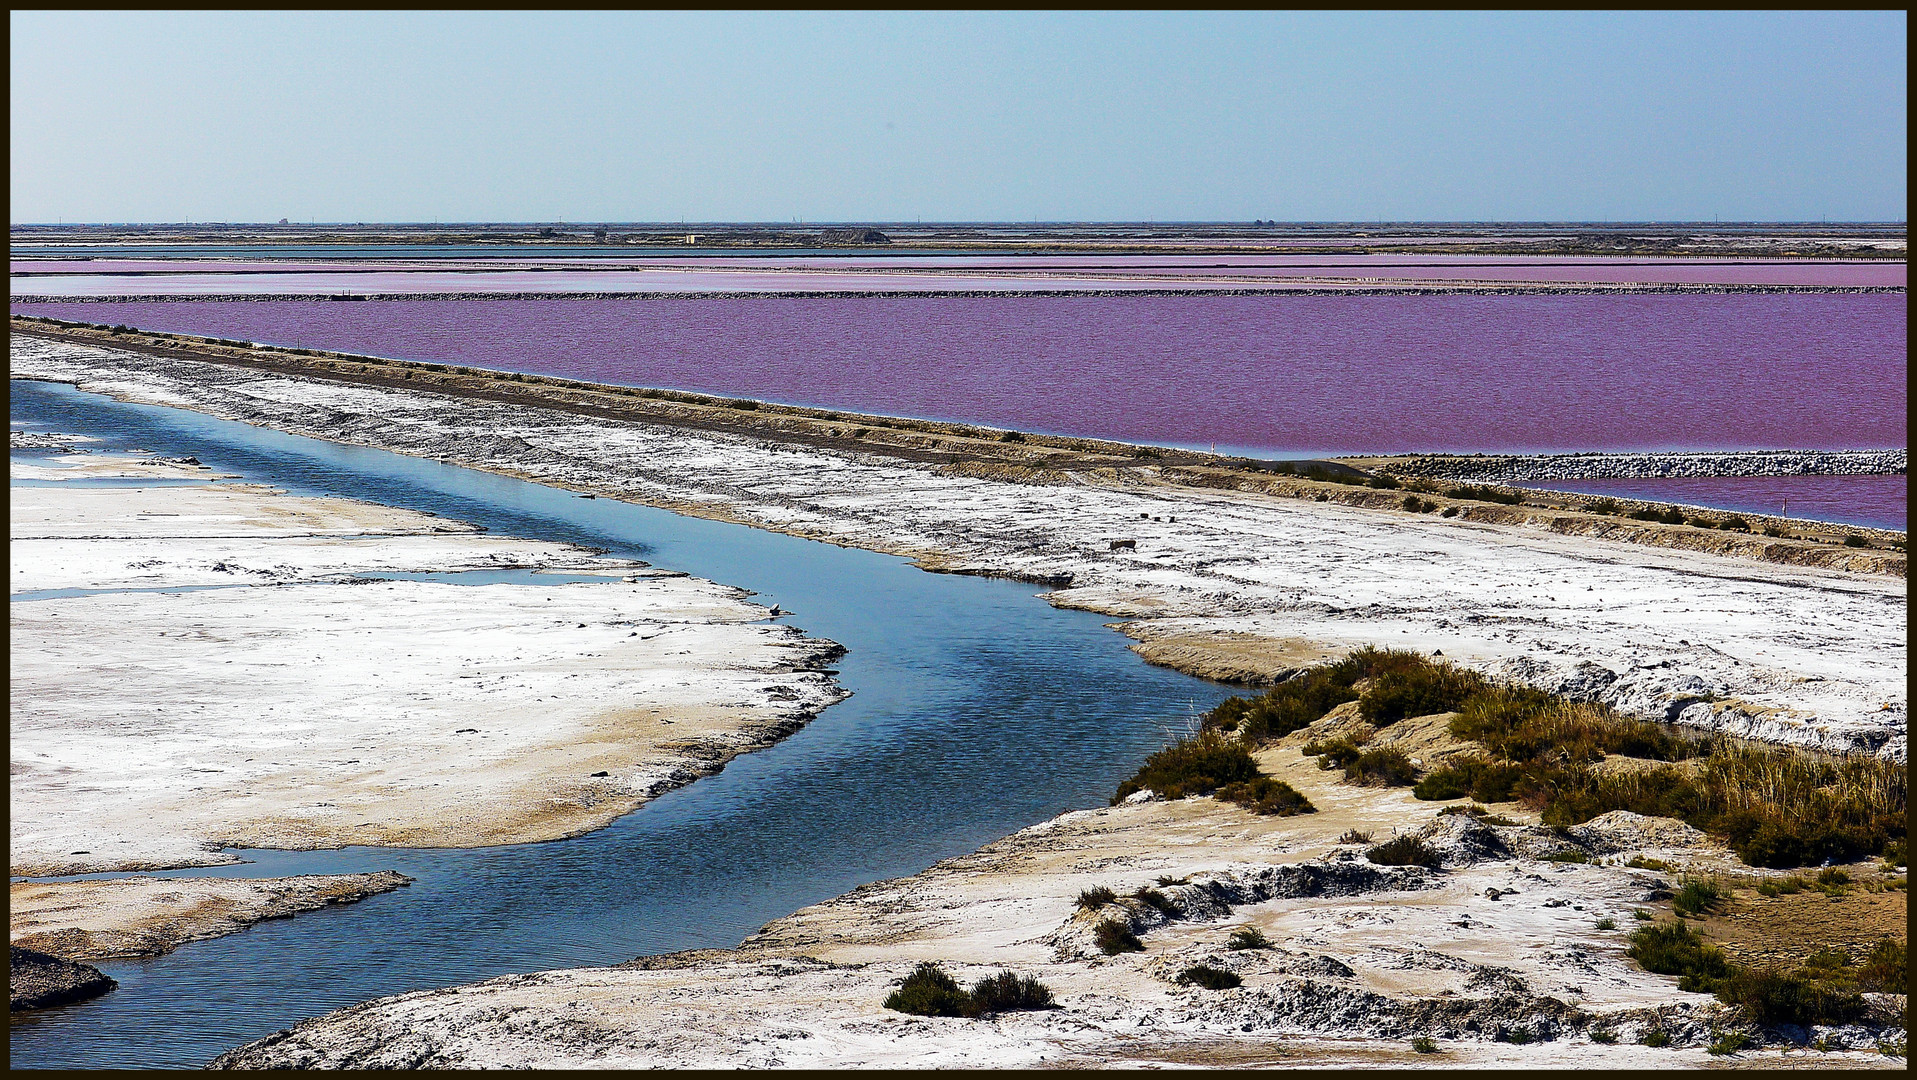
1373, 449, 1907, 482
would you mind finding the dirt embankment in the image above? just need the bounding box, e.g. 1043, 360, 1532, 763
10, 318, 1904, 575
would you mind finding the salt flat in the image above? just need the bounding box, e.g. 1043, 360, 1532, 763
9, 454, 847, 877
12, 336, 1903, 762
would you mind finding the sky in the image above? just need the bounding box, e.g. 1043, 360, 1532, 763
9, 10, 1907, 224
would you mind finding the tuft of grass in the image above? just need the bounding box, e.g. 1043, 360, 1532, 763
1227, 927, 1271, 951
1366, 835, 1442, 868
1595, 917, 1617, 930
1843, 535, 1869, 548
1337, 828, 1375, 845
1410, 1036, 1439, 1053
1367, 473, 1401, 489
1497, 1028, 1533, 1045
1628, 921, 1734, 993
1218, 775, 1316, 816
884, 962, 980, 1017
1094, 919, 1143, 955
968, 970, 1056, 1014
1400, 495, 1437, 513
1131, 887, 1180, 915
1076, 886, 1117, 910
1589, 1028, 1618, 1044
1179, 964, 1242, 990
1626, 856, 1674, 872
1707, 1031, 1753, 1056
1857, 937, 1906, 992
1641, 1029, 1672, 1047
1632, 908, 1652, 921
1671, 877, 1726, 918
1439, 506, 1459, 518
1437, 803, 1516, 825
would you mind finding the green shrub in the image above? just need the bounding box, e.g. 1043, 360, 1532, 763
1625, 856, 1673, 872
1446, 484, 1523, 505
1113, 732, 1260, 803
1412, 766, 1471, 801
1718, 967, 1866, 1026
1589, 1028, 1618, 1044
1359, 662, 1483, 725
1843, 535, 1869, 548
1857, 937, 1907, 992
1131, 887, 1180, 915
1366, 835, 1442, 868
1633, 908, 1651, 921
1595, 917, 1617, 930
1410, 1036, 1439, 1053
883, 963, 1057, 1017
1227, 928, 1271, 950
968, 970, 1055, 1013
1671, 877, 1726, 917
1628, 921, 1734, 993
1642, 1029, 1672, 1047
1179, 964, 1242, 989
1302, 736, 1364, 770
884, 962, 980, 1017
1094, 919, 1144, 955
1076, 886, 1117, 910
1707, 1031, 1753, 1055
1217, 775, 1315, 816
1497, 1028, 1533, 1044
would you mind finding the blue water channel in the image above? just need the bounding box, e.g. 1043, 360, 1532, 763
7, 379, 1238, 1069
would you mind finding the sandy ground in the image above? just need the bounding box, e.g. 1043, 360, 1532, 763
10, 337, 1904, 763
10, 873, 411, 960
209, 710, 1906, 1069
10, 454, 847, 876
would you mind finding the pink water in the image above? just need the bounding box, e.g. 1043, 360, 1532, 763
10, 254, 1903, 295
1523, 475, 1906, 532
14, 293, 1904, 459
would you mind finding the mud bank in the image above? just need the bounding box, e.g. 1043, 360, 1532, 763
210, 709, 1906, 1069
10, 873, 412, 960
9, 334, 1905, 764
9, 451, 847, 877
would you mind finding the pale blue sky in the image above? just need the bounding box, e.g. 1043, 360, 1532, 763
9, 10, 1907, 223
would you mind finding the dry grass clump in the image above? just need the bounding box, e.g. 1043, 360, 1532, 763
1217, 775, 1316, 816
1366, 835, 1442, 868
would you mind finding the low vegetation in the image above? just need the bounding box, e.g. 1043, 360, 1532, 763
1410, 1036, 1439, 1053
1227, 927, 1271, 950
1366, 835, 1442, 868
1076, 886, 1117, 910
1112, 729, 1312, 816
1094, 919, 1144, 955
884, 962, 1056, 1018
1178, 964, 1242, 990
1626, 921, 1894, 1027
1446, 484, 1525, 505
1670, 876, 1726, 917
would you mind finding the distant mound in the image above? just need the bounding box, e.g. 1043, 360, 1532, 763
817, 228, 891, 245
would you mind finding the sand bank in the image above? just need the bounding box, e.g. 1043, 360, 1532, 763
9, 452, 847, 877
10, 872, 411, 960
10, 334, 1903, 763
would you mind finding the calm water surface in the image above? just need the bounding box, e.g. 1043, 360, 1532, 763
1521, 473, 1907, 532
8, 380, 1236, 1069
11, 292, 1906, 457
